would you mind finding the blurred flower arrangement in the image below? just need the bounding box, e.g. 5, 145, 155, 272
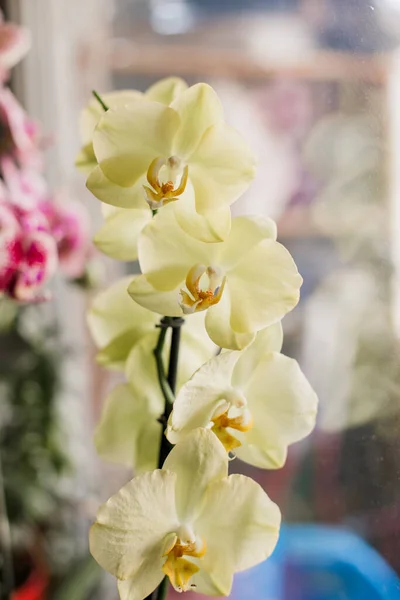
80, 77, 319, 600
296, 101, 400, 570
0, 10, 98, 600
304, 109, 398, 433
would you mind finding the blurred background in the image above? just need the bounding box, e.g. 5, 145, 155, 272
2, 0, 400, 598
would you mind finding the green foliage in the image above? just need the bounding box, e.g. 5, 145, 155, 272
0, 311, 69, 527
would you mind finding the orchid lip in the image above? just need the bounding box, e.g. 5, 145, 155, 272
143, 155, 188, 209
162, 526, 206, 593
179, 263, 226, 314
210, 389, 253, 453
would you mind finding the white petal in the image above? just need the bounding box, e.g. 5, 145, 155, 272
240, 352, 318, 469
163, 428, 228, 523
219, 215, 277, 270
195, 474, 280, 592
125, 332, 165, 407
173, 182, 231, 243
79, 89, 143, 148
101, 203, 119, 218
168, 352, 240, 443
87, 276, 158, 349
232, 322, 283, 386
93, 102, 180, 187
118, 566, 164, 600
128, 275, 183, 317
205, 285, 255, 350
254, 322, 284, 352
235, 444, 287, 471
86, 165, 148, 209
94, 383, 161, 472
96, 330, 140, 371
75, 144, 96, 174
178, 311, 217, 386
171, 83, 224, 159
191, 570, 230, 597
138, 205, 218, 291
145, 76, 188, 105
189, 123, 256, 214
90, 470, 178, 579
94, 207, 152, 261
228, 239, 302, 333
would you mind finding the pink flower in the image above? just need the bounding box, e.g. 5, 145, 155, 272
11, 230, 58, 302
39, 197, 91, 278
0, 10, 31, 80
0, 89, 42, 167
0, 201, 58, 302
1, 156, 47, 209
0, 202, 22, 291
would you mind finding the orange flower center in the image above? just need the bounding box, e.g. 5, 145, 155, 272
162, 532, 206, 592
179, 264, 226, 314
143, 156, 188, 209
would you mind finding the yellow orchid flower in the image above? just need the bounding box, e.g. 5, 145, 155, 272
93, 204, 152, 261
93, 327, 218, 472
94, 383, 162, 473
87, 276, 159, 371
90, 428, 281, 599
129, 206, 302, 350
76, 77, 188, 174
88, 275, 216, 372
87, 82, 256, 242
167, 323, 318, 468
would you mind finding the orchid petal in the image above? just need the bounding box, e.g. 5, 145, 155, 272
93, 102, 180, 187
89, 470, 178, 580
189, 123, 256, 214
173, 181, 231, 243
228, 239, 302, 333
128, 274, 183, 317
171, 83, 223, 159
205, 286, 255, 350
167, 352, 240, 444
118, 566, 164, 600
145, 77, 188, 105
86, 165, 148, 209
88, 276, 158, 349
195, 474, 280, 595
219, 215, 277, 270
231, 322, 283, 384
79, 90, 143, 148
94, 383, 161, 472
94, 207, 152, 261
163, 428, 227, 523
137, 205, 218, 291
238, 352, 318, 469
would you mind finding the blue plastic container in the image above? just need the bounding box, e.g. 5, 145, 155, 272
231, 525, 400, 600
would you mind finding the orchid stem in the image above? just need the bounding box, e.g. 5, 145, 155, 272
155, 576, 169, 600
148, 316, 184, 600
92, 90, 109, 112
154, 317, 184, 468
153, 319, 175, 411
166, 319, 182, 396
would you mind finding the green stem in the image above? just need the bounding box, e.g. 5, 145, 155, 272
155, 576, 169, 600
153, 319, 175, 411
146, 316, 184, 600
156, 317, 184, 469
92, 90, 109, 112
